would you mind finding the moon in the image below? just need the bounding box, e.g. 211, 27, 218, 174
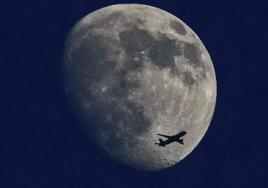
63, 4, 217, 171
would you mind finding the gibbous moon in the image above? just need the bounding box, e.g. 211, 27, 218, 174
63, 4, 217, 171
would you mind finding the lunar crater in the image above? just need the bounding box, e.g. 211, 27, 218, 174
169, 19, 187, 35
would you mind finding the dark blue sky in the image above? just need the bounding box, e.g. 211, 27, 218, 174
1, 0, 267, 187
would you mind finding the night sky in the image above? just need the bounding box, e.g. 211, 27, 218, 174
2, 0, 267, 187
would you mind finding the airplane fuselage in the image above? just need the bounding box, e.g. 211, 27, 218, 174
156, 131, 187, 147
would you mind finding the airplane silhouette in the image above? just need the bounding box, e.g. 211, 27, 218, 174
156, 131, 187, 147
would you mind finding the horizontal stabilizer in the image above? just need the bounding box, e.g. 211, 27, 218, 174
177, 139, 184, 145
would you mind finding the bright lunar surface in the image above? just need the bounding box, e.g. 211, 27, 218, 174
63, 4, 217, 171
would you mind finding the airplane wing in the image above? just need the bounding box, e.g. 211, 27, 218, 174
157, 134, 171, 138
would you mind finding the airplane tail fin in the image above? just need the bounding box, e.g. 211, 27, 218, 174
155, 138, 165, 146
177, 139, 184, 145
